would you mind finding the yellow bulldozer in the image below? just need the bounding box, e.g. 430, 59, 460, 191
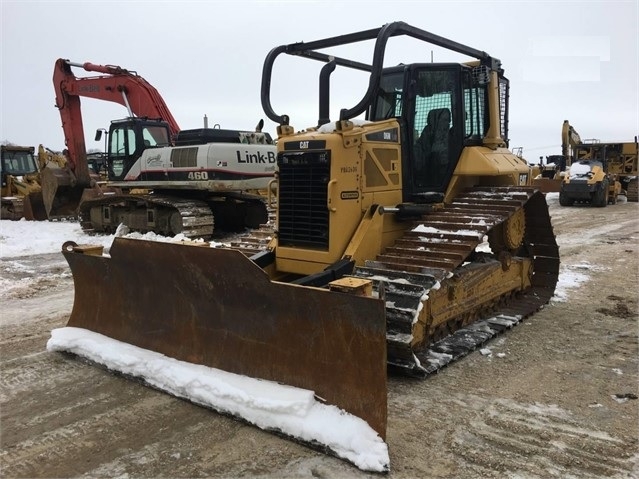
0, 145, 47, 220
50, 22, 559, 471
0, 143, 81, 221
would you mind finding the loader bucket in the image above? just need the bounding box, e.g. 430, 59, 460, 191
40, 166, 84, 218
22, 191, 47, 221
532, 177, 563, 193
60, 238, 388, 440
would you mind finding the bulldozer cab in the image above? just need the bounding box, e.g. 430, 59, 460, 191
369, 64, 490, 198
101, 117, 171, 180
261, 22, 511, 207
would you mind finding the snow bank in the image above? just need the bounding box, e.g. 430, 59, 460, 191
47, 327, 390, 472
0, 219, 114, 257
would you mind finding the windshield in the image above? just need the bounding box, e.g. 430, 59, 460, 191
1, 149, 38, 175
371, 72, 404, 121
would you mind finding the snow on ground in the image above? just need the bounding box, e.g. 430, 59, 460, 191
551, 262, 603, 303
0, 216, 593, 306
0, 219, 203, 258
0, 219, 113, 258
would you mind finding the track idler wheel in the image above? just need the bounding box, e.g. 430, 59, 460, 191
488, 207, 525, 254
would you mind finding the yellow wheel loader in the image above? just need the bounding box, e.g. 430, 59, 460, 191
51, 22, 559, 471
559, 142, 625, 207
598, 139, 638, 203
0, 145, 47, 220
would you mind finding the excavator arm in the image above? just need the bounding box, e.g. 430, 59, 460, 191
44, 58, 183, 218
561, 119, 582, 161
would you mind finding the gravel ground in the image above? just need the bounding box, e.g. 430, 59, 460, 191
1, 193, 637, 478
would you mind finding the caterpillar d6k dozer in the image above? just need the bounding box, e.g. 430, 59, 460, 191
50, 22, 559, 471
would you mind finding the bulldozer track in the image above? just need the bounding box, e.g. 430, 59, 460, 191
224, 207, 276, 254
353, 187, 559, 376
79, 194, 214, 238
626, 178, 638, 202
228, 187, 559, 378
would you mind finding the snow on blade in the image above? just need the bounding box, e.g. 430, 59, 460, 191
46, 327, 390, 472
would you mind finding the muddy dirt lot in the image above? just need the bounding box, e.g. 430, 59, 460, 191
1, 194, 638, 478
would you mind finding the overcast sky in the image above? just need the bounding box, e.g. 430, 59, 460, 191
1, 1, 637, 163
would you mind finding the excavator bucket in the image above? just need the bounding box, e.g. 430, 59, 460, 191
53, 237, 388, 467
40, 166, 85, 218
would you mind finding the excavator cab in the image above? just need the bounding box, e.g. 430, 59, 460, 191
97, 117, 171, 180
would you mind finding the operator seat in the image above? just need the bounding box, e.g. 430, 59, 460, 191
414, 108, 452, 186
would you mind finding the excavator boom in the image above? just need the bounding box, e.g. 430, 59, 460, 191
533, 120, 583, 193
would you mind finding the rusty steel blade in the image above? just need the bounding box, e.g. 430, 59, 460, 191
62, 237, 388, 438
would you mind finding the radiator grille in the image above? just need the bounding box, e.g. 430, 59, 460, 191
278, 150, 330, 249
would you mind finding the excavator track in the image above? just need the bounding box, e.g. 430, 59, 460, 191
226, 187, 559, 378
79, 194, 214, 238
353, 187, 559, 377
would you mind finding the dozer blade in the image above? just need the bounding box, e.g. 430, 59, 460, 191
57, 238, 388, 461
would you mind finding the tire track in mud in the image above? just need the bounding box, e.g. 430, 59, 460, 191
449, 396, 636, 478
0, 313, 68, 361
0, 351, 74, 402
0, 357, 244, 478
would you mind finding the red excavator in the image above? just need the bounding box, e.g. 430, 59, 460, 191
45, 59, 276, 236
